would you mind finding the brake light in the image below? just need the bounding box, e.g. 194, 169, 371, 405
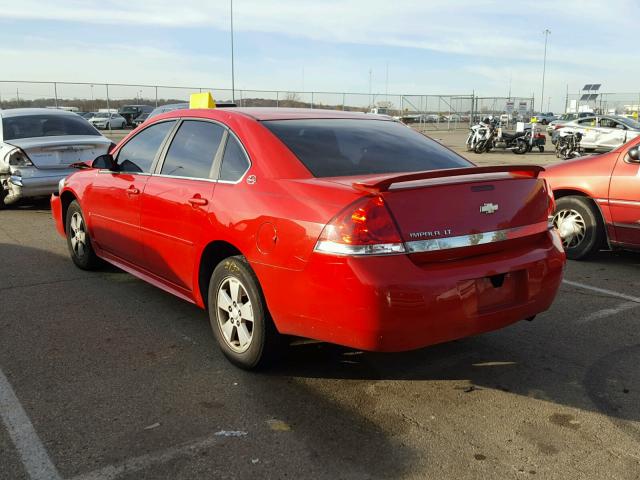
8, 149, 34, 167
314, 196, 406, 256
543, 179, 556, 228
554, 125, 563, 130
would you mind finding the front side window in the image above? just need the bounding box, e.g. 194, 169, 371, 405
577, 118, 596, 126
219, 134, 250, 182
263, 119, 470, 177
116, 121, 175, 173
2, 114, 100, 140
161, 120, 224, 178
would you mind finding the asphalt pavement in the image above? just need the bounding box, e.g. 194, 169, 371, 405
1, 130, 639, 480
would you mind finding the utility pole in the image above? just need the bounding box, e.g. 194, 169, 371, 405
230, 0, 235, 102
540, 29, 551, 114
368, 68, 372, 108
508, 72, 512, 100
385, 62, 389, 101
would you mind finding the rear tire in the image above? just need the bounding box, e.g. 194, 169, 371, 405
553, 196, 605, 260
208, 255, 283, 370
538, 146, 545, 153
65, 200, 101, 270
513, 139, 528, 154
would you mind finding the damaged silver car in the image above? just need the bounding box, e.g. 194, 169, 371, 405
0, 108, 112, 207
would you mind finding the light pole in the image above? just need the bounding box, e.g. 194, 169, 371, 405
230, 0, 235, 103
540, 29, 551, 113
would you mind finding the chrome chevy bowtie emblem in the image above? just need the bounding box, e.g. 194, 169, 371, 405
480, 202, 499, 214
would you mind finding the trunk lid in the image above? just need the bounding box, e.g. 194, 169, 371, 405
348, 166, 551, 262
6, 136, 112, 169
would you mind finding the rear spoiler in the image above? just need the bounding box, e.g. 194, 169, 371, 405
352, 165, 545, 193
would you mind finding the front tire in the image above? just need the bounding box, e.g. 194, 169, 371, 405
65, 200, 101, 270
553, 196, 605, 260
208, 256, 282, 369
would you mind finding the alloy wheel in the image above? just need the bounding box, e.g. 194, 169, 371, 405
553, 208, 586, 249
69, 212, 87, 258
216, 277, 254, 353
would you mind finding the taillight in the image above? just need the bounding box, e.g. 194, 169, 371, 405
314, 196, 406, 256
8, 149, 34, 167
554, 125, 562, 130
543, 179, 556, 228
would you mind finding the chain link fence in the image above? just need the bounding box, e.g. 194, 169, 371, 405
0, 80, 533, 130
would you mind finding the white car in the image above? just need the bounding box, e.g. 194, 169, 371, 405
0, 108, 112, 207
558, 115, 640, 151
88, 112, 127, 129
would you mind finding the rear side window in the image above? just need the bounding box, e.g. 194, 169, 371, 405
263, 119, 470, 177
2, 114, 100, 140
161, 120, 224, 178
219, 135, 250, 182
117, 121, 175, 173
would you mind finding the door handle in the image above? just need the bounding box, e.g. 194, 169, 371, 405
188, 196, 208, 207
126, 186, 140, 195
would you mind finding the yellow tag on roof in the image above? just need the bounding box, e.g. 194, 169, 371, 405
189, 92, 216, 109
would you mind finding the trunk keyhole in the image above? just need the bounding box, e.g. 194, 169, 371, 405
489, 273, 506, 288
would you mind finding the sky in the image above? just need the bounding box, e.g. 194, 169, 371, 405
0, 0, 638, 111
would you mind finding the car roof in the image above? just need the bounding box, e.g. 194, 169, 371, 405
163, 107, 383, 122
0, 108, 81, 119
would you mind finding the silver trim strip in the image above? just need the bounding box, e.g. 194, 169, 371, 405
405, 221, 550, 253
608, 199, 640, 207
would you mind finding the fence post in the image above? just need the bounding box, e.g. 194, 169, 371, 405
105, 83, 111, 132
155, 86, 158, 107
53, 82, 58, 108
276, 91, 279, 108
342, 93, 345, 111
311, 92, 314, 109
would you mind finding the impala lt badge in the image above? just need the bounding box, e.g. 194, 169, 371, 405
480, 202, 499, 214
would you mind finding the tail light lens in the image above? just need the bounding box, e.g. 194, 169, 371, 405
8, 149, 34, 167
314, 196, 406, 256
543, 179, 556, 228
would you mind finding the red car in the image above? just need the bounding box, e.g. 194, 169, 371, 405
51, 108, 565, 369
542, 137, 640, 260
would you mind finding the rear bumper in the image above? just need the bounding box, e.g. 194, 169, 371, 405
50, 194, 66, 238
255, 229, 565, 352
2, 167, 74, 204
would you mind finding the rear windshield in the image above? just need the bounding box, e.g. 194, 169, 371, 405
263, 119, 470, 177
2, 114, 100, 140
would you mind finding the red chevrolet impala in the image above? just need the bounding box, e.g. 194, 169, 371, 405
51, 108, 565, 369
542, 137, 640, 259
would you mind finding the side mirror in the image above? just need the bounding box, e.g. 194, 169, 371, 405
627, 147, 640, 163
92, 153, 116, 170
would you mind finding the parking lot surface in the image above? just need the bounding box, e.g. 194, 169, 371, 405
1, 132, 639, 480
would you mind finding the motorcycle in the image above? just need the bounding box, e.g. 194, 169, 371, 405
472, 120, 545, 155
466, 118, 492, 152
555, 131, 584, 159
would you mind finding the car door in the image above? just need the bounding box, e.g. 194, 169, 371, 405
597, 118, 627, 150
609, 140, 640, 246
139, 119, 226, 291
574, 117, 598, 148
87, 120, 176, 266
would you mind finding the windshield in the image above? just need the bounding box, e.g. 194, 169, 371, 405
616, 117, 640, 129
94, 113, 110, 118
263, 119, 471, 178
2, 114, 100, 140
119, 107, 139, 113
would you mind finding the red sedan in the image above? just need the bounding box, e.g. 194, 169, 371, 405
51, 108, 565, 369
542, 137, 640, 260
